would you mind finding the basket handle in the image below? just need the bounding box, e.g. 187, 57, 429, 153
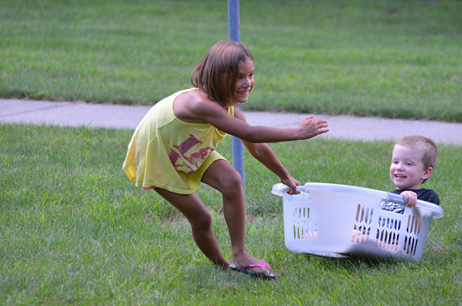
385, 192, 406, 205
271, 183, 308, 196
386, 192, 444, 218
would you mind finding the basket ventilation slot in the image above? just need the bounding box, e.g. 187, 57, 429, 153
375, 216, 402, 251
352, 204, 374, 245
404, 215, 422, 256
291, 207, 317, 240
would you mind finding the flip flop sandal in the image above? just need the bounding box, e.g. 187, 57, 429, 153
229, 260, 276, 280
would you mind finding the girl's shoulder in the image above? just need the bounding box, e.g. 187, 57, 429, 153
177, 88, 208, 104
177, 89, 226, 111
174, 88, 229, 124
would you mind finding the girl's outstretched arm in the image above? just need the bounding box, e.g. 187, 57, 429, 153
230, 107, 328, 143
174, 90, 328, 143
231, 105, 328, 142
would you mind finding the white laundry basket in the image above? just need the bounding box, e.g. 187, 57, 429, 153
272, 183, 444, 261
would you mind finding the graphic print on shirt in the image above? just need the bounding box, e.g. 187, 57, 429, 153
169, 133, 215, 175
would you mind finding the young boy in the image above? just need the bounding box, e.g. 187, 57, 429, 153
353, 136, 440, 245
382, 135, 440, 214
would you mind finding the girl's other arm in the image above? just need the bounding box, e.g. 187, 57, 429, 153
243, 140, 301, 194
232, 109, 302, 194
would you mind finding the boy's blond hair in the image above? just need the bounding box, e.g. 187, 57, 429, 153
395, 136, 438, 183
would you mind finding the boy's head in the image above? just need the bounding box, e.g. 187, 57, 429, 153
390, 136, 438, 190
190, 40, 254, 108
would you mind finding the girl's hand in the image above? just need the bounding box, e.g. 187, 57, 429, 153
280, 176, 302, 195
401, 190, 418, 208
297, 116, 329, 140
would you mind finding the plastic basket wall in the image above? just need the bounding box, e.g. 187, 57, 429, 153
272, 183, 444, 261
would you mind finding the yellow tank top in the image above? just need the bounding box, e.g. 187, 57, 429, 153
123, 88, 234, 194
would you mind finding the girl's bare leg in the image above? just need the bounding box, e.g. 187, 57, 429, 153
201, 160, 272, 274
154, 188, 231, 268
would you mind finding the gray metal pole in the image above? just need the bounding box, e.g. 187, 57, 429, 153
228, 0, 245, 192
228, 0, 240, 42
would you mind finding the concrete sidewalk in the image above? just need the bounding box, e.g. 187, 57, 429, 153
1, 99, 461, 145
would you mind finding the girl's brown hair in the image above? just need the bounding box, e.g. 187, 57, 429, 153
190, 41, 254, 108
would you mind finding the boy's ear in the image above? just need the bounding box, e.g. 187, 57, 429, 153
422, 167, 433, 180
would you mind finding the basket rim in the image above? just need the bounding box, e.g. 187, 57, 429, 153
271, 182, 444, 219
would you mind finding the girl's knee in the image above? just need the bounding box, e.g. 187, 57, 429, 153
220, 170, 243, 192
203, 160, 243, 194
190, 210, 213, 231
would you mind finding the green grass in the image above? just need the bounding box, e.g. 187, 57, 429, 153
1, 123, 461, 305
1, 0, 461, 121
1, 0, 462, 304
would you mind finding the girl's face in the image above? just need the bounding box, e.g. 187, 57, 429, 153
234, 59, 255, 103
389, 144, 432, 190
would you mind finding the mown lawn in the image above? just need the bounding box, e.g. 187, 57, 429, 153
1, 123, 460, 305
1, 0, 461, 121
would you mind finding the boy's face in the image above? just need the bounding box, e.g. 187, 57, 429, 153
389, 144, 433, 190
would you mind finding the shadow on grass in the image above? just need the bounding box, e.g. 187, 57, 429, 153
302, 252, 413, 273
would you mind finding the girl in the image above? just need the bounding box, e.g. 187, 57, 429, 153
123, 40, 329, 279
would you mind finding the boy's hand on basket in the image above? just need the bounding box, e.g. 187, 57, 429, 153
401, 191, 417, 208
280, 176, 301, 195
